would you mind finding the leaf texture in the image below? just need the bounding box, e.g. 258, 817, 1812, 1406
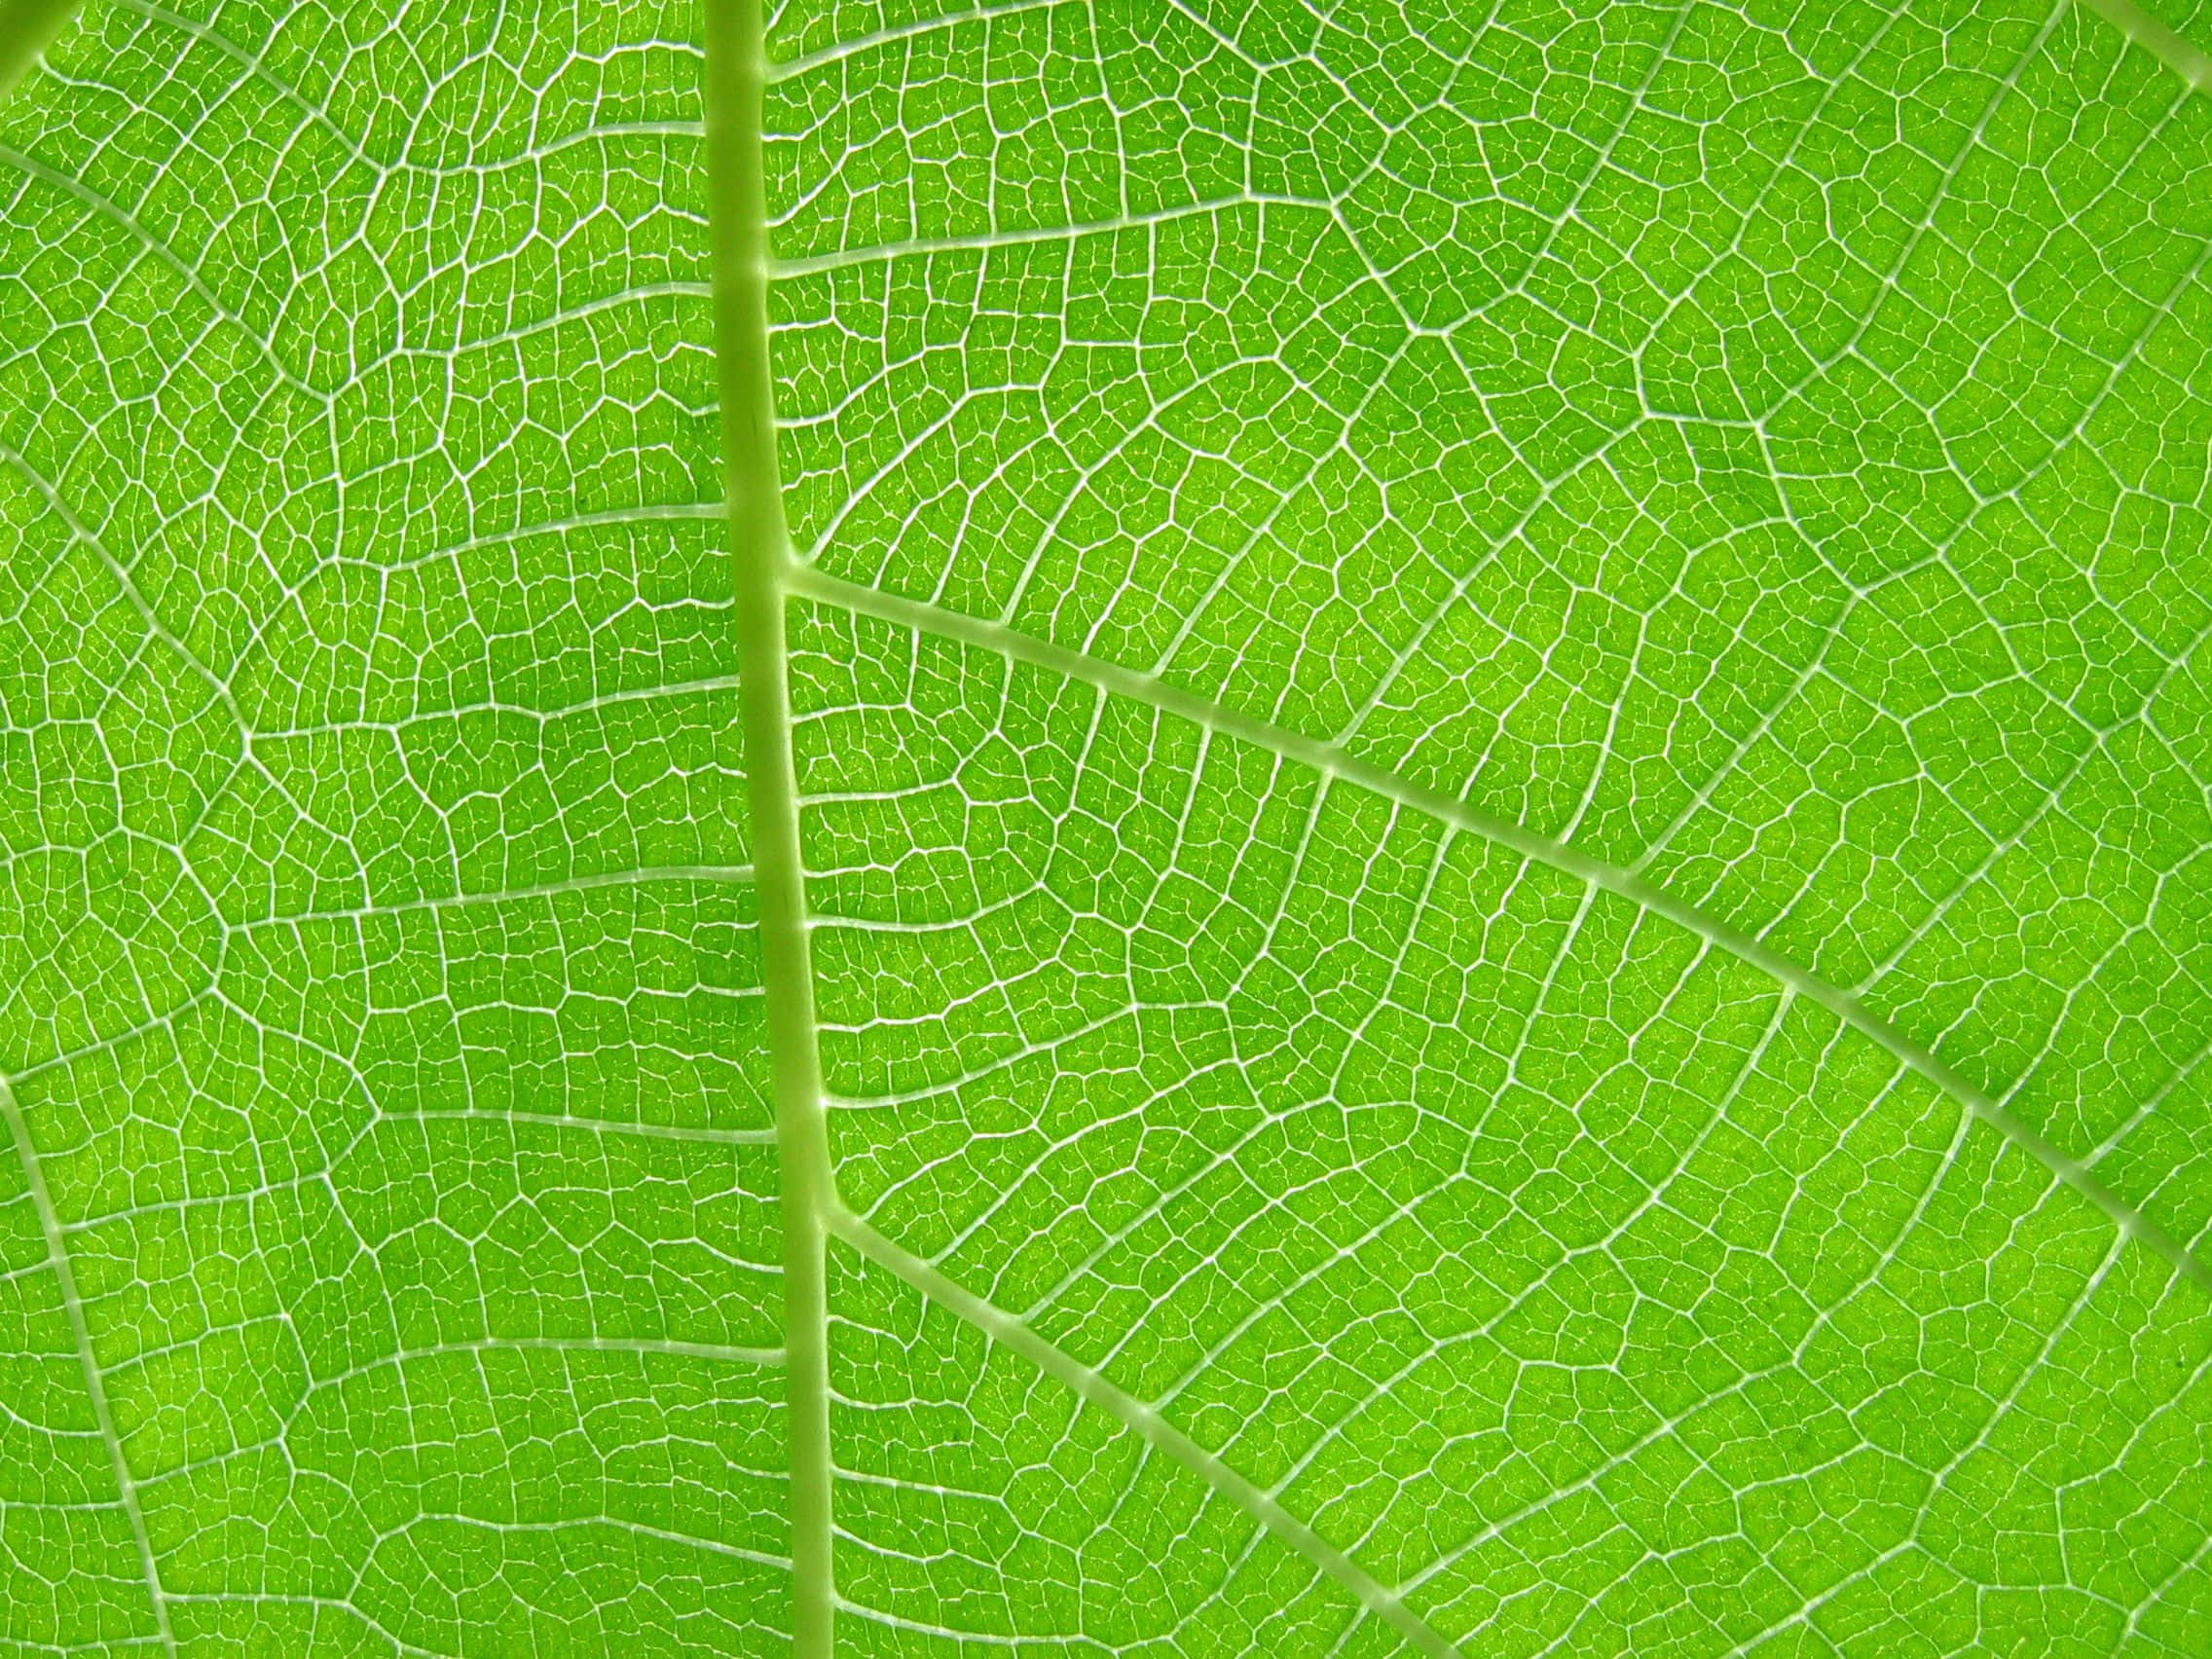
1, 0, 2210, 1653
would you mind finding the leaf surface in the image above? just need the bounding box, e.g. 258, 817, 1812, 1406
0, 0, 2209, 1653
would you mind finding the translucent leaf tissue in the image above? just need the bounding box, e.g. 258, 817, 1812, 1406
0, 0, 2209, 1651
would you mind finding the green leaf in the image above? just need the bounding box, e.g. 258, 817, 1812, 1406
1, 0, 2209, 1653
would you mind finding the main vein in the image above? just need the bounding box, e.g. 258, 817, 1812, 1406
701, 1, 836, 1650
0, 0, 77, 102
712, 1, 2212, 1649
2078, 0, 2212, 91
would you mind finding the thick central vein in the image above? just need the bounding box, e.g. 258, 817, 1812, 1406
0, 0, 79, 101
702, 1, 835, 1650
2078, 0, 2212, 90
712, 2, 2212, 1649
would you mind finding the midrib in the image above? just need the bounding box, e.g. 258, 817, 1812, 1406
697, 2, 1475, 1644
2080, 0, 2212, 89
700, 0, 836, 1650
0, 0, 78, 100
705, 0, 2212, 1645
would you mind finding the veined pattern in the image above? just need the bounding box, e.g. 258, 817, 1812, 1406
0, 0, 2207, 1652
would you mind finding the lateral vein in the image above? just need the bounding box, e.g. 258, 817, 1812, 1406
0, 1074, 175, 1654
790, 561, 2212, 1295
829, 1204, 1467, 1659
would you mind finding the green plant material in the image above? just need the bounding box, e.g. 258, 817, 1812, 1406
1, 0, 2209, 1653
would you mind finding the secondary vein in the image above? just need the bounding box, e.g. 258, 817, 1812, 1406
790, 561, 2212, 1298
0, 1074, 175, 1655
830, 1204, 1467, 1659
